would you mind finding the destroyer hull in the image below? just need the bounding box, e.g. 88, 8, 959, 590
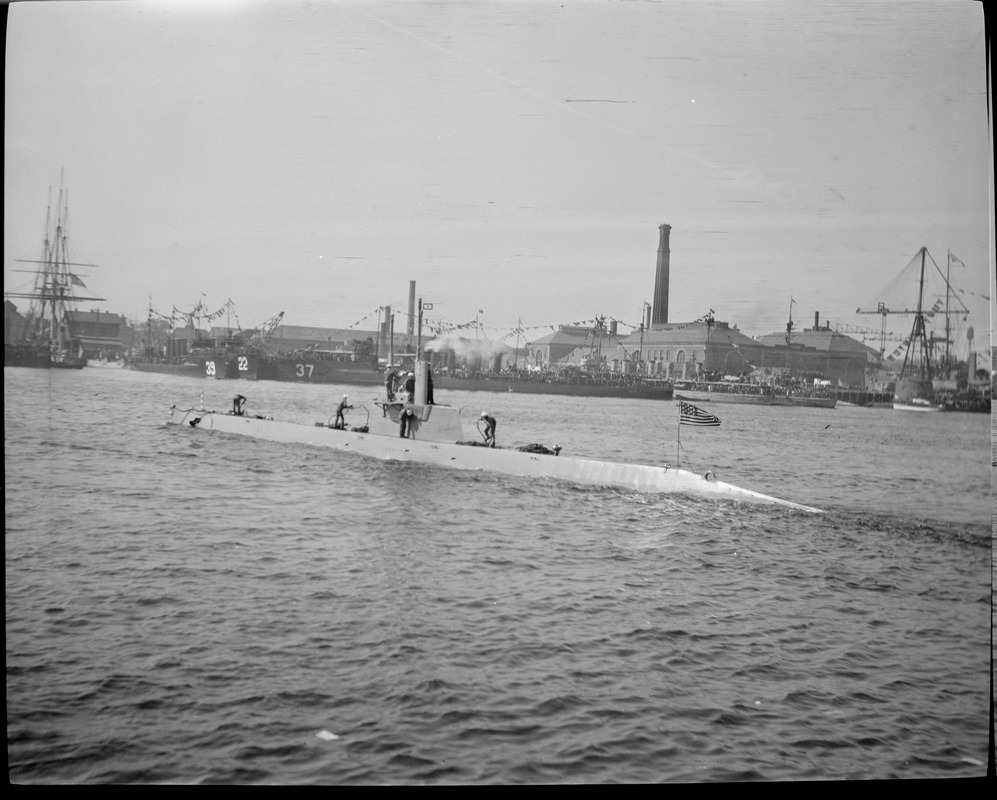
253, 363, 674, 400
5, 343, 52, 369
675, 389, 836, 408
166, 406, 821, 512
433, 376, 674, 400
256, 358, 383, 385
130, 353, 258, 380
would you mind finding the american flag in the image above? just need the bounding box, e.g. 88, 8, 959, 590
679, 402, 721, 427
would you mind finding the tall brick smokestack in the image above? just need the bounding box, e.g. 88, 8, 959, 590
651, 224, 671, 326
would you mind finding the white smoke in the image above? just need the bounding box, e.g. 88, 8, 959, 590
424, 334, 510, 365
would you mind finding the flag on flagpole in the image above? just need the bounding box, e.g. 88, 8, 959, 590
950, 253, 966, 268
70, 274, 86, 288
679, 402, 721, 427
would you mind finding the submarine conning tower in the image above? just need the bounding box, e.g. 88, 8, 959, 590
651, 223, 671, 327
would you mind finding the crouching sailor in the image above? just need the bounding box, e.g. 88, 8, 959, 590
232, 394, 247, 416
480, 412, 497, 448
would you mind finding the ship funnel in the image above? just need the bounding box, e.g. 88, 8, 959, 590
651, 224, 671, 326
380, 305, 391, 357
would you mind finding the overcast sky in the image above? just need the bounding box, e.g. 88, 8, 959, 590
4, 0, 992, 355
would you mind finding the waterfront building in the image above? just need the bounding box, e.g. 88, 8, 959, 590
523, 325, 596, 369
67, 309, 128, 358
252, 324, 379, 356
753, 315, 881, 387
614, 318, 764, 380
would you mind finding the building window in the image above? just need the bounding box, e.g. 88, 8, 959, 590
676, 349, 686, 363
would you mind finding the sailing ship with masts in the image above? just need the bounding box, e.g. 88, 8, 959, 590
4, 177, 105, 369
858, 247, 986, 412
893, 247, 940, 410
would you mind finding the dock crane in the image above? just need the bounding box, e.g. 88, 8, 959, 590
853, 302, 902, 359
834, 322, 894, 354
243, 311, 284, 350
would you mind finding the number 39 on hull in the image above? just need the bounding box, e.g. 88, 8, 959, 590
129, 352, 258, 380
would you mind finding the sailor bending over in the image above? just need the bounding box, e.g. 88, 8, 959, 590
480, 412, 497, 448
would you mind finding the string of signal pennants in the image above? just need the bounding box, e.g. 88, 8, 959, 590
340, 305, 680, 342
147, 297, 242, 331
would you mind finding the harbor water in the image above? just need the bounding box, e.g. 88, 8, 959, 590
5, 367, 993, 783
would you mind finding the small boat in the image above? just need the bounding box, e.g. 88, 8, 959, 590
86, 357, 125, 369
167, 360, 821, 513
673, 380, 837, 408
4, 174, 103, 370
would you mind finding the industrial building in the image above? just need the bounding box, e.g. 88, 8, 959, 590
524, 325, 596, 369
609, 223, 883, 388
614, 318, 765, 380
68, 309, 130, 358
753, 313, 881, 387
250, 324, 381, 356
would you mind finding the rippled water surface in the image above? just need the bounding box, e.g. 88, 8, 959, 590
5, 367, 993, 783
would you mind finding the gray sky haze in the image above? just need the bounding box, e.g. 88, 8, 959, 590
4, 0, 992, 357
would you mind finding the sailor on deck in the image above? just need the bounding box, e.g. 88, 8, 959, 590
480, 412, 496, 448
232, 394, 247, 416
399, 408, 414, 438
333, 395, 352, 429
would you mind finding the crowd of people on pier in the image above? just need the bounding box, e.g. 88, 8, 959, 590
432, 365, 667, 388
680, 370, 839, 399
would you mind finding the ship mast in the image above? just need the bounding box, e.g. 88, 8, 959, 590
944, 251, 952, 372
785, 297, 795, 372
899, 247, 932, 382
9, 177, 104, 350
